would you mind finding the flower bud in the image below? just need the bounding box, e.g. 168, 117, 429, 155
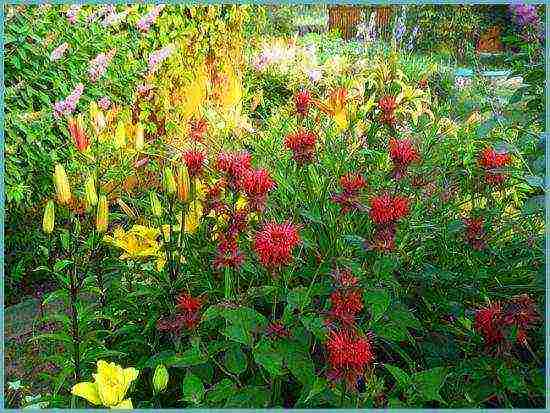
68, 115, 90, 152
96, 195, 108, 233
53, 164, 71, 205
150, 192, 162, 217
115, 120, 126, 149
153, 364, 169, 395
117, 198, 136, 220
90, 102, 106, 134
135, 123, 145, 151
42, 200, 55, 234
177, 164, 190, 203
84, 174, 98, 208
163, 167, 177, 195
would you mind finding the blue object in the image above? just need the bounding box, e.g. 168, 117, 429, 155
455, 67, 473, 77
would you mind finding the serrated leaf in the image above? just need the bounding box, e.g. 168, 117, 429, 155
253, 339, 284, 376
412, 367, 447, 403
206, 379, 236, 404
363, 289, 390, 322
385, 364, 411, 388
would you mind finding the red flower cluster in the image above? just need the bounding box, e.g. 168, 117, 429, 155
326, 329, 374, 388
284, 130, 317, 166
157, 292, 204, 334
369, 193, 410, 225
295, 90, 311, 117
68, 117, 89, 152
332, 173, 367, 213
213, 234, 244, 270
189, 118, 207, 142
378, 96, 397, 126
478, 147, 512, 184
203, 182, 225, 216
253, 221, 300, 270
367, 194, 410, 253
240, 168, 276, 212
475, 294, 539, 349
216, 151, 252, 189
176, 293, 203, 329
332, 268, 359, 288
266, 321, 290, 339
464, 217, 486, 250
389, 138, 419, 179
183, 149, 206, 178
329, 289, 364, 326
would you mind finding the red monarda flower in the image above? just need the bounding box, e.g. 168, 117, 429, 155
389, 138, 419, 179
332, 173, 367, 213
266, 322, 290, 339
183, 149, 206, 178
479, 147, 512, 184
189, 118, 207, 142
475, 302, 504, 346
369, 194, 410, 225
227, 208, 249, 237
240, 168, 276, 212
474, 295, 539, 349
213, 235, 244, 270
378, 96, 397, 126
464, 217, 486, 251
329, 289, 364, 326
68, 116, 89, 152
326, 329, 374, 387
203, 181, 226, 215
176, 293, 203, 330
295, 90, 311, 116
253, 221, 300, 269
340, 173, 367, 194
332, 268, 359, 288
284, 130, 317, 166
216, 151, 252, 188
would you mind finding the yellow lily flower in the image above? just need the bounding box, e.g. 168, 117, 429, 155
313, 87, 350, 132
437, 117, 459, 138
104, 225, 165, 270
71, 360, 138, 409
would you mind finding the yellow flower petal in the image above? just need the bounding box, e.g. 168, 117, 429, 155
72, 382, 101, 406
112, 399, 133, 409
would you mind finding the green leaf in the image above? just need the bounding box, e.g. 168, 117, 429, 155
253, 338, 284, 376
224, 344, 247, 375
223, 323, 254, 347
385, 364, 411, 388
296, 377, 327, 406
169, 346, 207, 367
287, 287, 311, 310
53, 259, 72, 273
497, 364, 524, 393
224, 386, 270, 408
301, 314, 327, 340
363, 289, 390, 322
206, 379, 236, 404
181, 372, 204, 405
412, 367, 447, 403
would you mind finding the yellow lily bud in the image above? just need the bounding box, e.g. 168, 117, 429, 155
135, 123, 145, 151
96, 195, 108, 233
42, 200, 55, 234
153, 364, 169, 395
177, 164, 190, 203
149, 192, 162, 217
163, 167, 177, 195
53, 164, 71, 205
114, 120, 126, 149
84, 174, 98, 208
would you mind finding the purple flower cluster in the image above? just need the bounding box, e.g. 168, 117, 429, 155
88, 49, 116, 82
509, 4, 540, 27
98, 97, 111, 110
137, 4, 165, 32
50, 42, 69, 61
53, 84, 84, 119
66, 5, 81, 24
147, 44, 175, 75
